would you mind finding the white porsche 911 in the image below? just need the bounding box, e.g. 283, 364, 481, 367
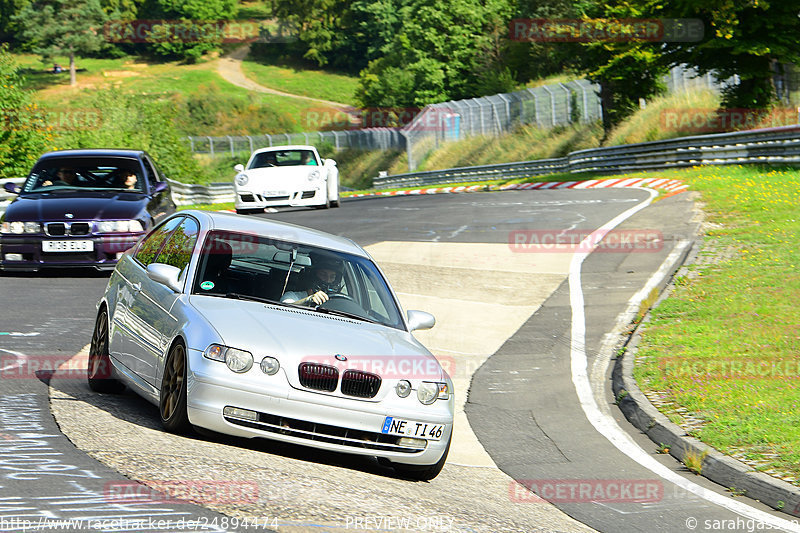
233, 145, 340, 213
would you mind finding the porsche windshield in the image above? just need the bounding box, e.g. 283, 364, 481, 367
191, 230, 404, 330
23, 157, 144, 193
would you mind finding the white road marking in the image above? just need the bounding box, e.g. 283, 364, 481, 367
568, 188, 800, 531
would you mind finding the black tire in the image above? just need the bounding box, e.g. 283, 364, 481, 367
159, 341, 192, 434
392, 435, 451, 481
87, 308, 125, 393
331, 197, 340, 208
236, 208, 261, 215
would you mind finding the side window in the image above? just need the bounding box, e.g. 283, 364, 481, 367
134, 217, 183, 267
155, 217, 199, 273
142, 157, 159, 186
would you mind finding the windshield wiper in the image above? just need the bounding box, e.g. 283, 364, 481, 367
312, 306, 378, 324
224, 293, 286, 306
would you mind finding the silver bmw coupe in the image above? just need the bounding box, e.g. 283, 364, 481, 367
88, 210, 453, 480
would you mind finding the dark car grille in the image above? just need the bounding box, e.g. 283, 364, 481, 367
298, 363, 338, 392
46, 223, 66, 236
45, 222, 91, 236
341, 370, 381, 398
301, 190, 316, 199
265, 195, 290, 202
70, 222, 90, 235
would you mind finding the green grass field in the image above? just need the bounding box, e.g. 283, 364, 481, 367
632, 165, 800, 484
241, 58, 359, 107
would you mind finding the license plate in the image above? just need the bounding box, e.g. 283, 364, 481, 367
42, 240, 94, 252
382, 417, 444, 441
263, 190, 286, 196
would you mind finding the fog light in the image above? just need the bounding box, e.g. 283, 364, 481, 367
223, 406, 258, 421
4, 253, 23, 261
397, 437, 426, 448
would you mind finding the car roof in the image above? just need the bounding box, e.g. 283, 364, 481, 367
250, 145, 317, 155
183, 210, 366, 257
37, 149, 146, 160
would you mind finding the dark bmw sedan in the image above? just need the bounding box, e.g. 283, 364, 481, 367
0, 149, 176, 272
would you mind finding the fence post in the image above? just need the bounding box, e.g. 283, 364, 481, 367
559, 83, 572, 124
247, 135, 253, 153
187, 136, 195, 152
542, 85, 556, 126
497, 94, 511, 131
226, 135, 234, 157
207, 136, 214, 157
333, 131, 340, 150
303, 132, 309, 145
265, 134, 272, 147
285, 133, 291, 145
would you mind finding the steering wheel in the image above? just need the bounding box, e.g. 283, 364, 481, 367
325, 293, 355, 302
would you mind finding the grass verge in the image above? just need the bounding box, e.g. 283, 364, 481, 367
632, 165, 800, 485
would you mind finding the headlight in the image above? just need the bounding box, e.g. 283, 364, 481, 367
225, 348, 253, 373
203, 344, 254, 373
308, 170, 321, 181
260, 356, 280, 375
236, 174, 249, 186
417, 381, 449, 405
1, 221, 41, 234
97, 220, 144, 233
395, 380, 412, 398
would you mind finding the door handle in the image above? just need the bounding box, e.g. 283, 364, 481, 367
131, 282, 142, 292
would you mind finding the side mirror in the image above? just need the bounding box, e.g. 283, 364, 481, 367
323, 159, 337, 167
4, 182, 20, 194
234, 164, 245, 173
153, 182, 168, 194
407, 310, 435, 332
146, 263, 182, 292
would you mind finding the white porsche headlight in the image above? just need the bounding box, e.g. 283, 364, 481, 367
97, 220, 144, 233
308, 169, 321, 181
236, 173, 249, 186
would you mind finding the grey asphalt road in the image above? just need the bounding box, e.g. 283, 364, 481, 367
0, 189, 791, 532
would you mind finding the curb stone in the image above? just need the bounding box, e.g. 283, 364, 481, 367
611, 234, 800, 518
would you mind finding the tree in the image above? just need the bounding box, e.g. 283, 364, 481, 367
356, 0, 514, 108
0, 0, 30, 43
0, 44, 55, 180
651, 0, 800, 109
14, 0, 109, 86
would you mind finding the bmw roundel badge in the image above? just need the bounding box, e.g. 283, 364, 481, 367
334, 354, 347, 362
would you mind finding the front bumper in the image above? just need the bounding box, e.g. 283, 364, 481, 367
185, 349, 454, 466
234, 187, 325, 209
0, 233, 143, 271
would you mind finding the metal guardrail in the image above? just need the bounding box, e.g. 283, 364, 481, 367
0, 178, 26, 216
167, 179, 235, 206
373, 124, 800, 189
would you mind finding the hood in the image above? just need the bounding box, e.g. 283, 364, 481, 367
5, 190, 147, 222
244, 166, 320, 184
189, 296, 444, 384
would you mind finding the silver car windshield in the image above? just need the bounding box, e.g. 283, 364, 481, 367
191, 231, 405, 330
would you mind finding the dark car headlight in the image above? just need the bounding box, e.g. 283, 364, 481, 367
1, 221, 41, 234
96, 220, 144, 233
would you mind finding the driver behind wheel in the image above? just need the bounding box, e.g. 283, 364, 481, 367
280, 257, 344, 306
